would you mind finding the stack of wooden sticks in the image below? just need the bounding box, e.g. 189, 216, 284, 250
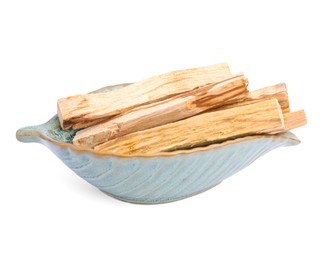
57, 63, 306, 155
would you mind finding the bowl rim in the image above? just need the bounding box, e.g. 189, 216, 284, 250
16, 83, 301, 158
17, 124, 300, 158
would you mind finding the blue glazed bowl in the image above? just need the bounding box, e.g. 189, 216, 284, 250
16, 83, 300, 204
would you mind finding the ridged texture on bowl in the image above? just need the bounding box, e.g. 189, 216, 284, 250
16, 83, 300, 204
43, 132, 298, 203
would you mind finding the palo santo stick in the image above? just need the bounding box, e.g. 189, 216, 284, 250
212, 83, 290, 112
245, 83, 290, 113
73, 74, 248, 148
58, 63, 232, 130
94, 99, 285, 155
283, 110, 307, 131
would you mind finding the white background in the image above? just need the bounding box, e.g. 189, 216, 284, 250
1, 1, 324, 259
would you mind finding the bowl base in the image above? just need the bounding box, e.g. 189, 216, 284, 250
99, 181, 222, 204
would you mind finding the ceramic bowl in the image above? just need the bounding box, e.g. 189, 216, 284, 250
16, 83, 300, 204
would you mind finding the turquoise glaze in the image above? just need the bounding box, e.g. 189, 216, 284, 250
16, 84, 300, 204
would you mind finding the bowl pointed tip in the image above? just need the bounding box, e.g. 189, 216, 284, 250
16, 126, 41, 143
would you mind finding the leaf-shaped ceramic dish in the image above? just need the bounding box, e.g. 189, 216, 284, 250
16, 83, 300, 204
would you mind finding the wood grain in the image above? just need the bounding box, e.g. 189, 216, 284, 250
73, 74, 248, 148
283, 110, 307, 131
94, 99, 285, 155
244, 83, 290, 113
210, 83, 290, 112
58, 63, 232, 129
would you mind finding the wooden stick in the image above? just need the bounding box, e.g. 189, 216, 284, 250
212, 83, 290, 112
94, 99, 285, 155
283, 110, 306, 131
73, 74, 248, 148
58, 63, 232, 129
245, 83, 290, 113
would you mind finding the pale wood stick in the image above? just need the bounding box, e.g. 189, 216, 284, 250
73, 74, 248, 148
245, 83, 290, 113
212, 83, 290, 112
283, 110, 306, 131
58, 63, 232, 129
94, 99, 285, 155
